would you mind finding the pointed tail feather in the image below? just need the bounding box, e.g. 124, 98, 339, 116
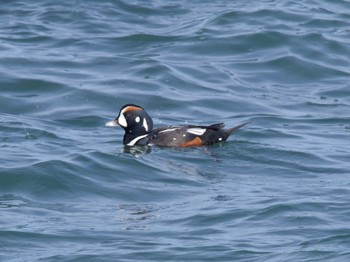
224, 121, 250, 138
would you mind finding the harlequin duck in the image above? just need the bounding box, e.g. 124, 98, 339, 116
106, 104, 248, 147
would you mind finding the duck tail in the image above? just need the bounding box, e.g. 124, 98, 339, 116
224, 121, 250, 138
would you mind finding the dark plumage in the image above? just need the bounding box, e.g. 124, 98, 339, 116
106, 104, 247, 147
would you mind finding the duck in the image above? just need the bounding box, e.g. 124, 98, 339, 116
106, 104, 247, 147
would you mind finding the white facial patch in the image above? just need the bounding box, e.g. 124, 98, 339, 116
187, 128, 206, 136
105, 120, 118, 127
118, 113, 127, 127
127, 134, 148, 146
135, 116, 141, 123
142, 118, 149, 132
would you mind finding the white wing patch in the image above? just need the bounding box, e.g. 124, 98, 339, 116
187, 128, 206, 136
127, 134, 148, 146
158, 128, 180, 133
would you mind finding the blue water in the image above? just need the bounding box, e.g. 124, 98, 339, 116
1, 1, 350, 261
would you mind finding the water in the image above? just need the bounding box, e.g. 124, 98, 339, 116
1, 0, 350, 261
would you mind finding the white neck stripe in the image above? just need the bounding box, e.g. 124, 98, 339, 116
127, 134, 148, 146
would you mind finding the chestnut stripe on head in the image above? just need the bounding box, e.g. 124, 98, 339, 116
122, 105, 143, 114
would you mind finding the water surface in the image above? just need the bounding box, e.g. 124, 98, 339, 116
1, 0, 350, 261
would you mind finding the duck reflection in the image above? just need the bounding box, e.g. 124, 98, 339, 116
122, 145, 152, 156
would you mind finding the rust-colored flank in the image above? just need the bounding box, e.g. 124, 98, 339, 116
179, 137, 203, 147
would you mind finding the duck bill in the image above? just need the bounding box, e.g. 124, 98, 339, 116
105, 119, 118, 127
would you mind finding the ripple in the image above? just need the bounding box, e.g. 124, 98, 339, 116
1, 0, 350, 261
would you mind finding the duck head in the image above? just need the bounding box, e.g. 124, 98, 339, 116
106, 104, 153, 146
